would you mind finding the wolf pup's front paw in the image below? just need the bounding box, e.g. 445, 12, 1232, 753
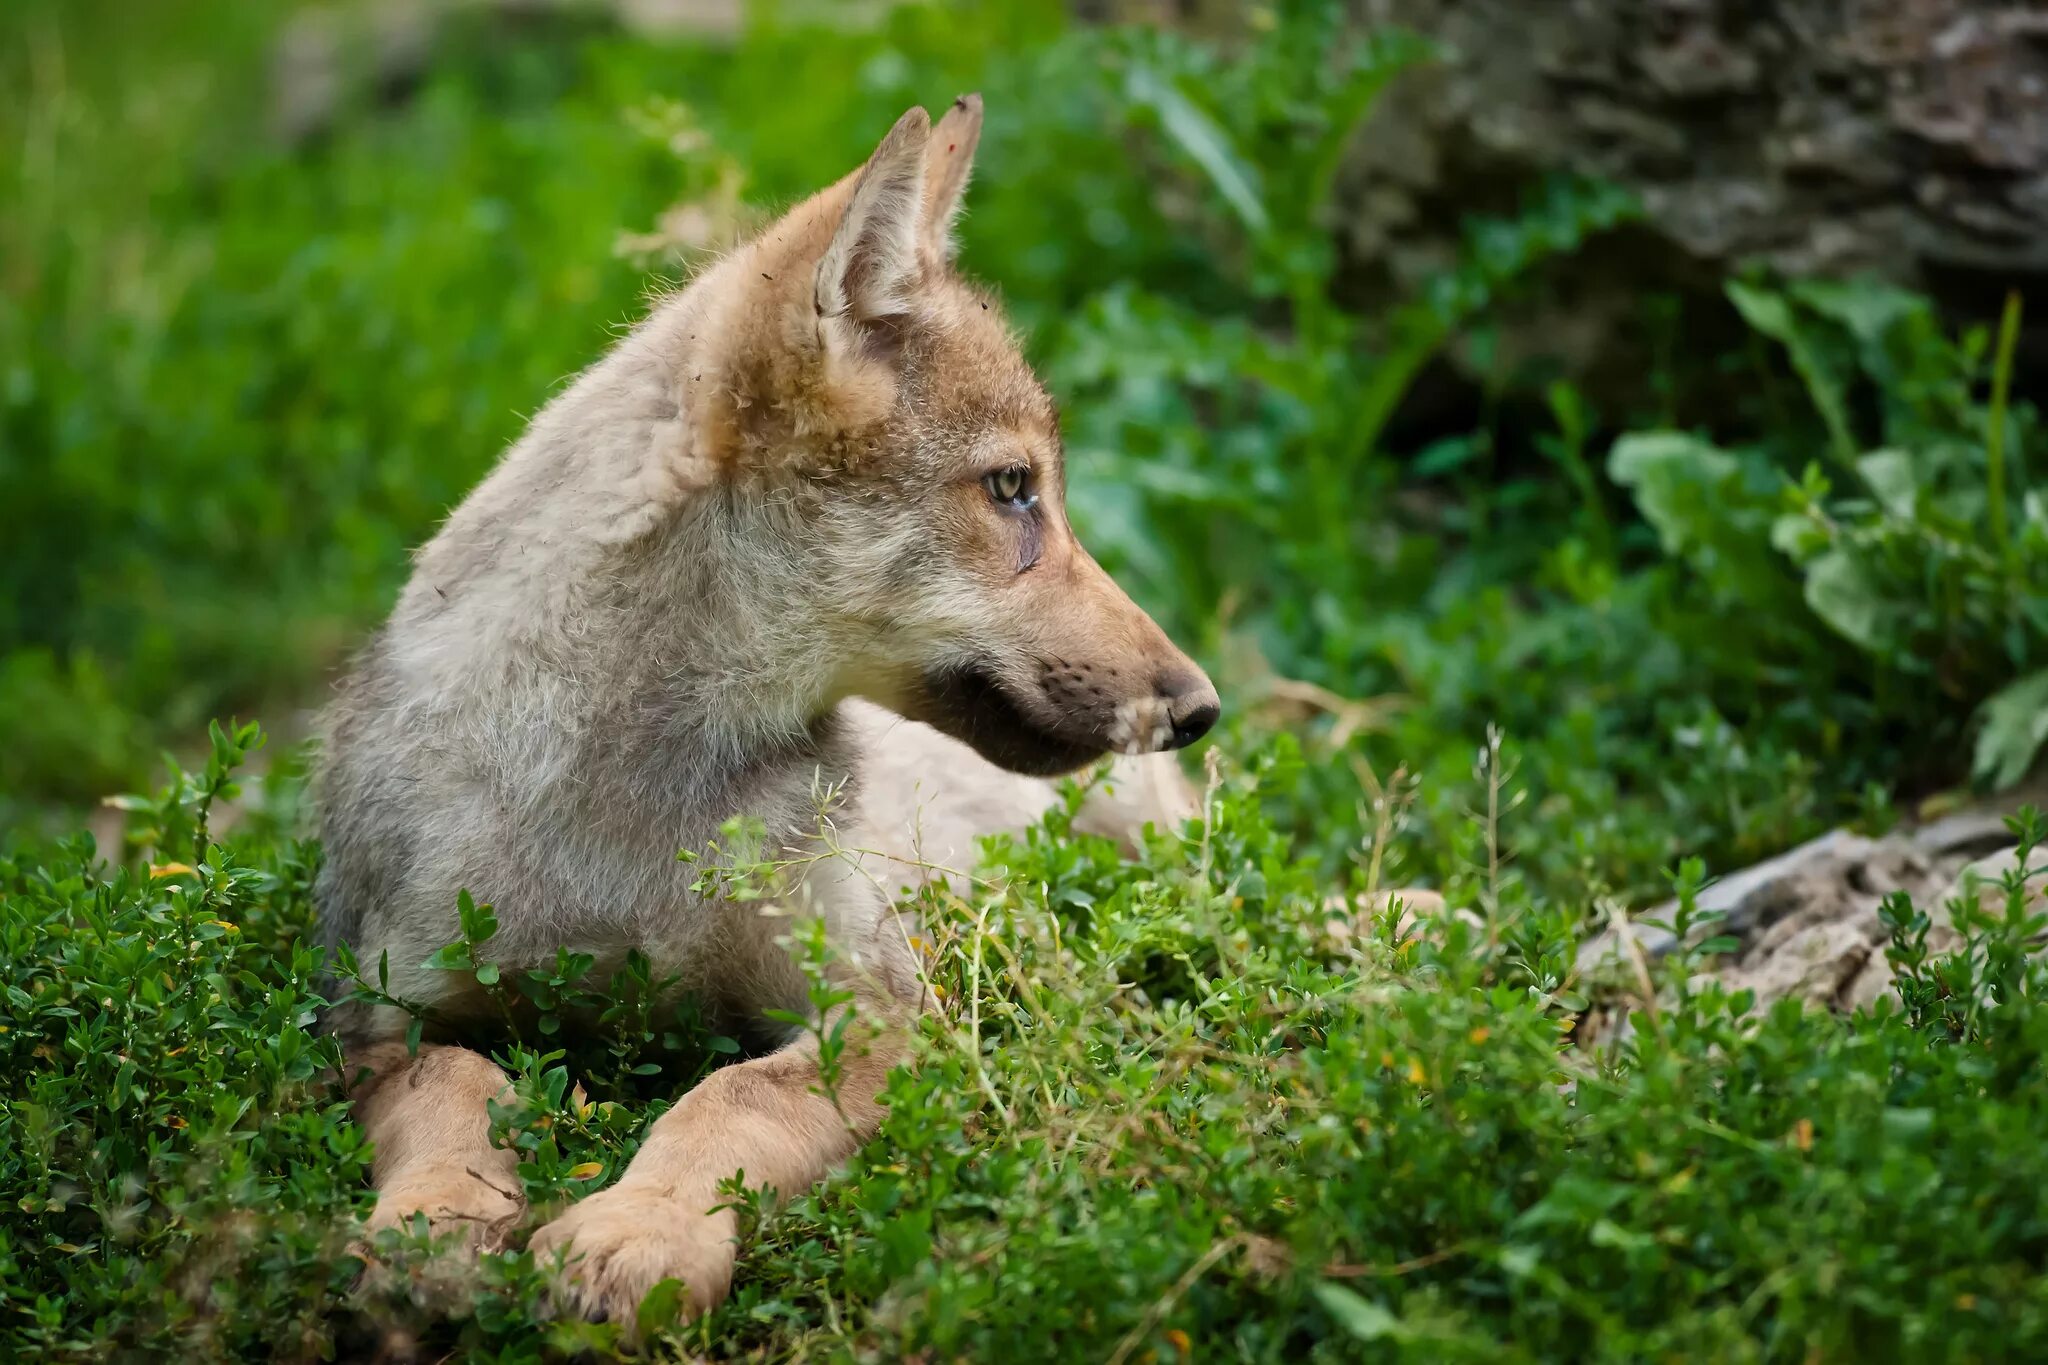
361, 1163, 526, 1255
529, 1185, 737, 1326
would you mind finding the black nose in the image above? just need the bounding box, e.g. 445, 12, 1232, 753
1160, 671, 1221, 749
1170, 697, 1220, 748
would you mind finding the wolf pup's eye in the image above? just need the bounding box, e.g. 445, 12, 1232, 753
983, 466, 1034, 509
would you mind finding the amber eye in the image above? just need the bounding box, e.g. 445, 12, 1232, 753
982, 466, 1034, 508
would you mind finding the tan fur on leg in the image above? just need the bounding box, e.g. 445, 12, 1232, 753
529, 1011, 904, 1324
348, 1042, 525, 1252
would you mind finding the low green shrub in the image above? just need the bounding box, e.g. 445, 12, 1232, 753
0, 725, 366, 1358
1612, 281, 2046, 790
5, 736, 2045, 1361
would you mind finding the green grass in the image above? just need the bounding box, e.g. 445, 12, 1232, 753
3, 0, 2046, 1359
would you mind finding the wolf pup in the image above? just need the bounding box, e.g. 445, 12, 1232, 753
316, 97, 1219, 1323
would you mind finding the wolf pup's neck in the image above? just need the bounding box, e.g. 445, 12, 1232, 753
384, 289, 859, 783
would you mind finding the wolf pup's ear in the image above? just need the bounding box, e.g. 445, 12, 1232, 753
920, 93, 982, 267
816, 107, 931, 347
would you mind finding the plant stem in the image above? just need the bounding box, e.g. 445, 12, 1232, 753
1987, 290, 2023, 576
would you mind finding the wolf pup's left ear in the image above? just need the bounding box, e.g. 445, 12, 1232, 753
920, 93, 982, 266
816, 106, 931, 347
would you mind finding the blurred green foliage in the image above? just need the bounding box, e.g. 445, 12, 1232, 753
0, 0, 1196, 803
3, 0, 2040, 868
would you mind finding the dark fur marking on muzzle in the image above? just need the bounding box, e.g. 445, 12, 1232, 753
911, 660, 1104, 776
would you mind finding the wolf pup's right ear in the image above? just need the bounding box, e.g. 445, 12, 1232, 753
920, 93, 982, 267
815, 107, 931, 354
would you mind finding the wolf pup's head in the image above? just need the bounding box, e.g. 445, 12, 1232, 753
685, 98, 1217, 777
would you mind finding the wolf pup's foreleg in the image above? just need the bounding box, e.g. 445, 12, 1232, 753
529, 995, 908, 1324
348, 1042, 526, 1251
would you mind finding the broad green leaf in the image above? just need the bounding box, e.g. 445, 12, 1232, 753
1124, 63, 1269, 239
1791, 278, 1926, 350
1607, 431, 1739, 554
1770, 510, 1827, 560
1801, 550, 1892, 653
1728, 280, 1855, 463
1973, 668, 2048, 789
1854, 448, 1918, 518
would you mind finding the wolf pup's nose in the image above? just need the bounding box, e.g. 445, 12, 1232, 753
1159, 670, 1221, 749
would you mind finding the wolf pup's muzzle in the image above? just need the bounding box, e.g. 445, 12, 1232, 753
912, 655, 1220, 778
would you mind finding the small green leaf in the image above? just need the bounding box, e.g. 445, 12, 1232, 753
1498, 1245, 1540, 1279
635, 1277, 687, 1338
1411, 434, 1485, 478
1882, 1107, 1936, 1137
423, 943, 473, 972
1314, 1282, 1407, 1342
1590, 1218, 1655, 1252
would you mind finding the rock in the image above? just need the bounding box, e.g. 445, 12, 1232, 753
1575, 828, 1914, 977
1911, 805, 2027, 861
1718, 909, 1890, 1013
1842, 844, 2048, 1008
1938, 844, 2048, 920
1578, 800, 2043, 1044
